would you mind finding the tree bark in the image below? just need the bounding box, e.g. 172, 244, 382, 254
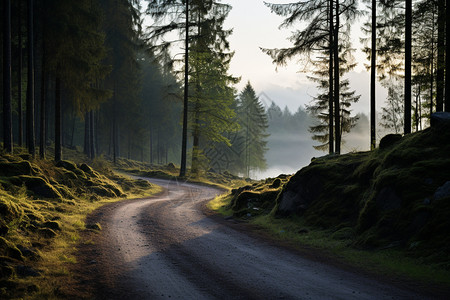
180, 0, 189, 177
39, 45, 47, 159
430, 10, 435, 115
328, 0, 334, 154
445, 0, 450, 112
89, 110, 95, 159
370, 0, 376, 150
3, 0, 13, 153
26, 0, 36, 156
18, 0, 23, 147
84, 111, 89, 155
404, 0, 412, 134
55, 76, 62, 162
436, 0, 445, 112
333, 0, 341, 154
112, 82, 117, 164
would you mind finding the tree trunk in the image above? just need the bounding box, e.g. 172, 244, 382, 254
39, 46, 47, 159
430, 10, 435, 115
180, 0, 189, 177
328, 0, 334, 154
150, 125, 153, 164
370, 0, 376, 150
26, 0, 36, 156
55, 76, 62, 162
333, 0, 341, 154
436, 0, 445, 112
18, 0, 23, 147
445, 0, 450, 112
3, 0, 13, 153
404, 0, 412, 134
84, 111, 89, 155
112, 83, 117, 164
89, 110, 95, 159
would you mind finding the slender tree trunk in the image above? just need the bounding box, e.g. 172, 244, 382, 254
404, 0, 412, 134
70, 110, 75, 147
95, 111, 99, 156
150, 125, 153, 164
89, 110, 95, 159
445, 0, 450, 112
39, 45, 47, 159
18, 0, 23, 147
415, 85, 419, 132
27, 0, 36, 156
112, 82, 117, 164
246, 107, 250, 177
370, 0, 376, 150
436, 0, 445, 112
328, 0, 334, 154
55, 76, 62, 162
3, 0, 13, 153
333, 0, 341, 154
419, 84, 422, 130
430, 11, 435, 115
84, 111, 89, 155
180, 0, 189, 177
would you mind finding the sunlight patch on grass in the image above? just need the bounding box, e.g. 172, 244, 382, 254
207, 194, 233, 216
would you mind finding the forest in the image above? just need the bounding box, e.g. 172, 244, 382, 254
1, 0, 449, 178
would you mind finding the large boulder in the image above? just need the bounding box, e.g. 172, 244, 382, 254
434, 181, 450, 201
379, 134, 402, 150
430, 112, 450, 129
277, 172, 323, 216
0, 161, 36, 177
10, 176, 61, 199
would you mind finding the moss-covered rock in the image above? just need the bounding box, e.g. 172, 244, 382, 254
10, 176, 62, 199
55, 160, 77, 171
0, 237, 24, 261
37, 228, 57, 238
42, 221, 61, 231
0, 161, 36, 177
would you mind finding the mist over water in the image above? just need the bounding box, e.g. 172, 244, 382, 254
254, 134, 321, 179
253, 110, 371, 180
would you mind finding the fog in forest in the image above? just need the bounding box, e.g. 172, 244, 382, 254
253, 103, 371, 180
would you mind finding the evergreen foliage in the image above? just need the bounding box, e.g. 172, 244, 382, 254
307, 46, 360, 151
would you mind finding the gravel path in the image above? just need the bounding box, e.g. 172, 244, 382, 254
78, 178, 435, 299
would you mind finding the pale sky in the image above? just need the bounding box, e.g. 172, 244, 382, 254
143, 0, 388, 115
221, 0, 387, 115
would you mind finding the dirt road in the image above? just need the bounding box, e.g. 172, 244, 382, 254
79, 178, 434, 299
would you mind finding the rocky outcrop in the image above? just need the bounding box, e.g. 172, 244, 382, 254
277, 171, 323, 216
430, 112, 450, 128
379, 134, 402, 150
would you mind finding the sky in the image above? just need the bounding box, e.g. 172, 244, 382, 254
143, 0, 390, 178
221, 0, 387, 115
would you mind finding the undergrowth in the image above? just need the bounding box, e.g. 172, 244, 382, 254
0, 148, 160, 299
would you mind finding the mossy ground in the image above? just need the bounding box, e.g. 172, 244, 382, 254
209, 127, 450, 289
0, 148, 160, 299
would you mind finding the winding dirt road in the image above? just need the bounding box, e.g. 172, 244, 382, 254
78, 178, 437, 299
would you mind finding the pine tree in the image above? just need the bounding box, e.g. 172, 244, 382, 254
262, 0, 359, 154
188, 1, 239, 175
307, 45, 360, 151
236, 82, 269, 177
380, 80, 404, 134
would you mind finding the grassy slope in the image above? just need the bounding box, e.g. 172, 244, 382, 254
209, 127, 450, 289
0, 149, 160, 299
